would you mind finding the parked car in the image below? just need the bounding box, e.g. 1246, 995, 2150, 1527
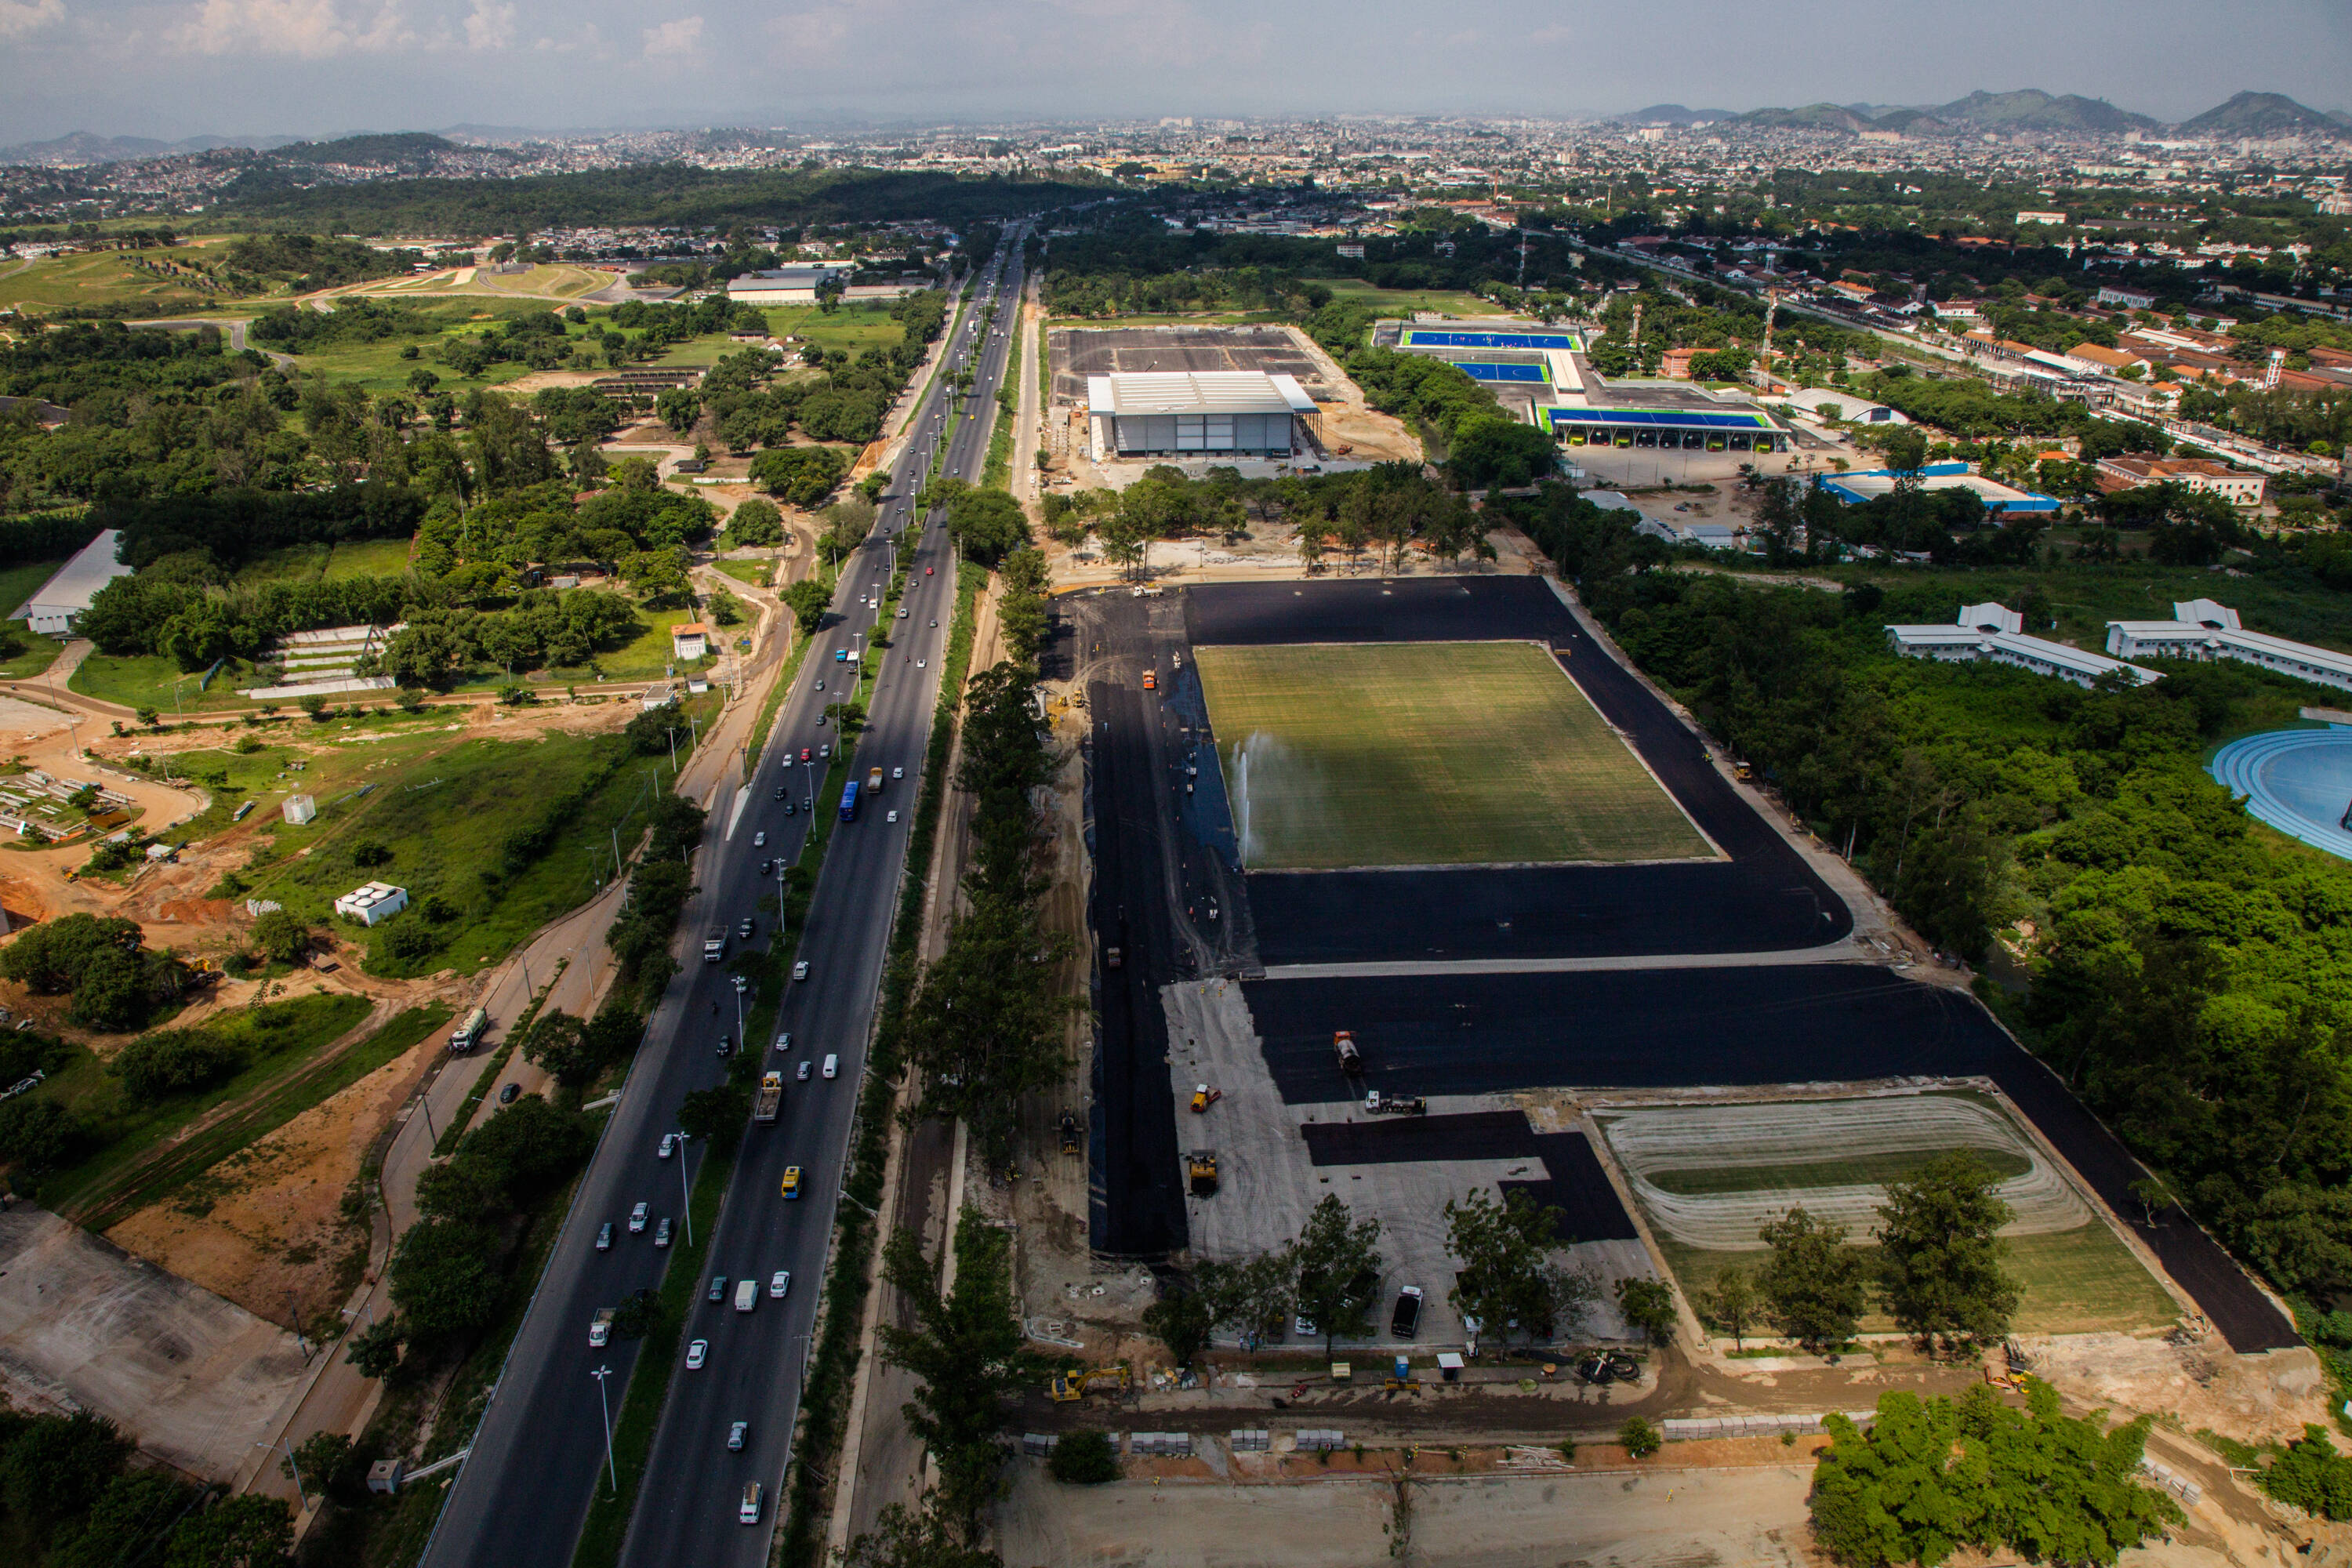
499, 1082, 521, 1105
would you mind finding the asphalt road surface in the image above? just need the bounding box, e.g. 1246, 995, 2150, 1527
422, 238, 1025, 1568
1244, 965, 2297, 1353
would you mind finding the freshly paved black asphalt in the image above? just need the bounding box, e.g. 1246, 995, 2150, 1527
1181, 577, 1853, 965
1302, 1113, 1639, 1243
1247, 966, 2297, 1353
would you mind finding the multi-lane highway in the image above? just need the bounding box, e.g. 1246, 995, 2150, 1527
423, 233, 1025, 1568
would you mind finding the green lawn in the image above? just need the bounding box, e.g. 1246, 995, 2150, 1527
0, 239, 246, 314
1196, 641, 1715, 869
712, 558, 775, 588
0, 558, 71, 677
71, 651, 262, 713
36, 992, 372, 1220
1652, 1221, 2179, 1338
753, 299, 913, 355
1643, 1145, 2034, 1197
1318, 280, 1507, 320
231, 538, 414, 586
243, 688, 719, 977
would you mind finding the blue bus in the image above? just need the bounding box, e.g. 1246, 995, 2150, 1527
838, 778, 862, 822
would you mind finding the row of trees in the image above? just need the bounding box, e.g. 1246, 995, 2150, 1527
1700, 1155, 2023, 1356
1145, 1189, 1602, 1365
0, 1406, 292, 1568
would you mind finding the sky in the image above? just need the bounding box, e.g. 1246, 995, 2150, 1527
0, 0, 2346, 147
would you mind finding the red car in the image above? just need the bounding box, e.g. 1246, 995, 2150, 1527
925, 566, 935, 575
800, 746, 811, 762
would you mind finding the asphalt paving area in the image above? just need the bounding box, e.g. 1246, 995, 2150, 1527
1167, 577, 1850, 965
1168, 979, 1650, 1349
996, 1453, 1816, 1568
1050, 325, 1327, 406
1239, 965, 2297, 1354
0, 1204, 307, 1480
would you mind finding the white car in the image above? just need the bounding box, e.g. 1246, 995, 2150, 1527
753, 831, 766, 848
886, 810, 898, 823
769, 1270, 790, 1299
659, 1134, 676, 1160
629, 1202, 648, 1233
687, 1338, 708, 1370
793, 960, 810, 982
891, 767, 903, 779
797, 1060, 811, 1081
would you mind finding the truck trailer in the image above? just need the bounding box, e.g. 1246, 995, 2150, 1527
754, 1072, 783, 1123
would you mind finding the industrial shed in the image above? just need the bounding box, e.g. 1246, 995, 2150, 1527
1085, 372, 1316, 459
12, 530, 134, 637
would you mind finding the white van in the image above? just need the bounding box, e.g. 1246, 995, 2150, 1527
822, 1054, 839, 1080
739, 1482, 763, 1524
734, 1278, 758, 1312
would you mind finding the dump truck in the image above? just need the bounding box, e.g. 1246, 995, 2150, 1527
1047, 1364, 1132, 1403
1364, 1090, 1425, 1116
867, 767, 884, 795
1334, 1031, 1363, 1076
1142, 669, 1157, 691
703, 929, 728, 963
1189, 1150, 1219, 1196
754, 1072, 783, 1124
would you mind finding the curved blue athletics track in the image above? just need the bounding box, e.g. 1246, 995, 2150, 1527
2208, 726, 2352, 862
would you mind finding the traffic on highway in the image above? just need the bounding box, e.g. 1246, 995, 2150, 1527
422, 232, 1027, 1568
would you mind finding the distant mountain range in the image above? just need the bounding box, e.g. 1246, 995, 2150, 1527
0, 128, 528, 167
0, 130, 305, 165
1612, 88, 2349, 138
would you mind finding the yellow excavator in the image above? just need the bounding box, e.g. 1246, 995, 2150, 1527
1047, 1364, 1132, 1403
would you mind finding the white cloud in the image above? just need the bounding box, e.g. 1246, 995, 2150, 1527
174, 0, 412, 56
0, 0, 65, 37
640, 13, 699, 55
463, 0, 512, 47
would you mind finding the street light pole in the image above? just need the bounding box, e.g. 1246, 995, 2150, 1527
256, 1439, 310, 1513
590, 1366, 619, 1495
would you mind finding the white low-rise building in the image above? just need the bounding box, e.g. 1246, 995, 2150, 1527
11, 529, 136, 636
2106, 600, 2352, 695
1887, 603, 2161, 688
1086, 372, 1316, 459
334, 881, 410, 925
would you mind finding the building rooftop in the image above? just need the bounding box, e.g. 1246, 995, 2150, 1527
1086, 372, 1316, 417
12, 529, 133, 621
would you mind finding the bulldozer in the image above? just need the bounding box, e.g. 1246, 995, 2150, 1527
1058, 1110, 1081, 1156
1188, 1149, 1219, 1196
1047, 1364, 1132, 1403
1189, 1083, 1222, 1113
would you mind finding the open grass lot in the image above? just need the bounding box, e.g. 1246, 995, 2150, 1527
1318, 279, 1508, 320
72, 650, 260, 713
243, 690, 717, 976
1599, 1091, 2181, 1337
34, 992, 372, 1218
230, 538, 414, 586
752, 299, 912, 354
1196, 640, 1714, 869
0, 238, 244, 314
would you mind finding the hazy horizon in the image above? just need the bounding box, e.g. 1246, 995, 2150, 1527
0, 0, 2345, 149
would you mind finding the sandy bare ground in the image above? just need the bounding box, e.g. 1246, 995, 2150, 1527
0, 1205, 307, 1482
103, 1023, 445, 1327
996, 1453, 1819, 1568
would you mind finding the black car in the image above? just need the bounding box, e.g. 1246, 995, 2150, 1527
774, 787, 787, 800
716, 1036, 733, 1058
498, 1081, 521, 1105
737, 917, 755, 939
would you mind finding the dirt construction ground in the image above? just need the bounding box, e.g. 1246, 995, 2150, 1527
103, 1015, 449, 1326
996, 1455, 1820, 1568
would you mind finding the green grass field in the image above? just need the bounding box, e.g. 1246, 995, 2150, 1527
231, 538, 415, 586
752, 299, 911, 354
1195, 641, 1714, 869
0, 239, 245, 314
1319, 280, 1508, 321
0, 558, 70, 677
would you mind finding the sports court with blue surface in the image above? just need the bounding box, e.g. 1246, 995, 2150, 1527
1458, 361, 1550, 383
1544, 405, 1789, 450
2209, 726, 2352, 862
1403, 329, 1583, 350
